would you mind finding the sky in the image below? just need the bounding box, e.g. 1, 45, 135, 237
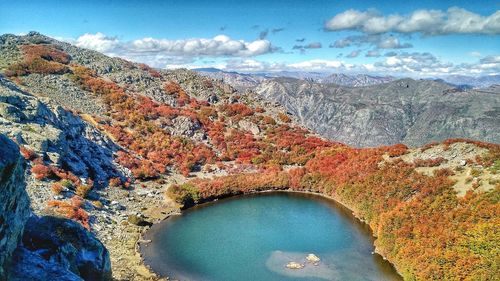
1, 0, 499, 77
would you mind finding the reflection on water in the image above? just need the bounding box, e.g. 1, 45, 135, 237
141, 192, 402, 281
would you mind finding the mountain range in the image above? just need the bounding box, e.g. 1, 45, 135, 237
254, 77, 500, 147
195, 68, 500, 90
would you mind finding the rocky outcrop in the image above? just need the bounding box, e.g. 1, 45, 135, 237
0, 135, 30, 281
255, 77, 500, 147
15, 216, 112, 281
0, 75, 121, 185
0, 134, 112, 281
8, 247, 83, 281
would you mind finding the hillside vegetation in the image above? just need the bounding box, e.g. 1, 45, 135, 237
0, 32, 498, 281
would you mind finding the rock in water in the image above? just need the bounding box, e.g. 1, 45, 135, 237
285, 262, 305, 269
0, 134, 30, 281
306, 253, 320, 265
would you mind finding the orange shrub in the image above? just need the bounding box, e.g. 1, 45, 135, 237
278, 112, 291, 123
31, 164, 53, 180
20, 146, 38, 160
51, 182, 63, 194
47, 197, 89, 229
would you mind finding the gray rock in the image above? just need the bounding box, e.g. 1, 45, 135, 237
21, 216, 112, 281
238, 120, 260, 135
0, 75, 122, 186
0, 102, 25, 122
0, 135, 30, 281
8, 247, 83, 281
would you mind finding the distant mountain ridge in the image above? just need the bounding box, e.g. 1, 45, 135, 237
194, 68, 396, 91
255, 77, 500, 147
195, 68, 500, 90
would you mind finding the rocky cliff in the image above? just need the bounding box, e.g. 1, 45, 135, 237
255, 77, 500, 147
0, 134, 111, 281
0, 135, 30, 281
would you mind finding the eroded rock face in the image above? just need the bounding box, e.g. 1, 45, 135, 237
0, 134, 30, 281
8, 247, 83, 281
0, 75, 121, 185
255, 78, 500, 147
19, 216, 112, 281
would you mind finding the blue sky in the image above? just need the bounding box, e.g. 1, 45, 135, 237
1, 0, 499, 76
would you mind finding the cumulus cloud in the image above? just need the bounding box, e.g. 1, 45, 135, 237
293, 42, 322, 53
127, 35, 272, 57
72, 32, 274, 59
325, 7, 500, 35
287, 59, 347, 70
211, 52, 500, 77
331, 34, 413, 49
377, 36, 413, 49
75, 32, 120, 53
374, 52, 453, 73
480, 55, 500, 64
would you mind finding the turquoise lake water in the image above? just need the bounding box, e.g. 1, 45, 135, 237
141, 192, 402, 281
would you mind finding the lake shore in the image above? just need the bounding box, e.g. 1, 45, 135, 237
138, 188, 404, 280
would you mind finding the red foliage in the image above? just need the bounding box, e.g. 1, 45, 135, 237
108, 177, 122, 187
20, 146, 38, 160
22, 44, 70, 64
278, 112, 291, 123
47, 197, 90, 229
31, 164, 53, 180
413, 157, 446, 167
221, 103, 254, 118
5, 44, 71, 77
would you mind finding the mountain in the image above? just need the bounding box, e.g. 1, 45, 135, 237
317, 73, 394, 86
0, 32, 498, 281
440, 74, 500, 89
195, 68, 395, 90
194, 68, 267, 92
255, 77, 500, 147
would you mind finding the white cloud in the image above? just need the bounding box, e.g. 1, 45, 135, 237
288, 59, 346, 70
75, 32, 120, 53
210, 53, 500, 77
331, 34, 413, 49
71, 33, 274, 58
377, 36, 413, 49
325, 7, 500, 35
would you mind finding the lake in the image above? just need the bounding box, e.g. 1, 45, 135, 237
141, 192, 402, 281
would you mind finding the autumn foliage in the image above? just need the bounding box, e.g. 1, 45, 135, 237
5, 44, 70, 77
48, 197, 90, 230
170, 142, 500, 281
11, 41, 499, 281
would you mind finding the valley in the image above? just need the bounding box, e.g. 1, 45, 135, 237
0, 32, 498, 281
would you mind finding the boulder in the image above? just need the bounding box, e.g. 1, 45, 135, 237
285, 262, 304, 269
306, 253, 320, 265
8, 247, 83, 281
128, 214, 153, 227
21, 216, 112, 281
